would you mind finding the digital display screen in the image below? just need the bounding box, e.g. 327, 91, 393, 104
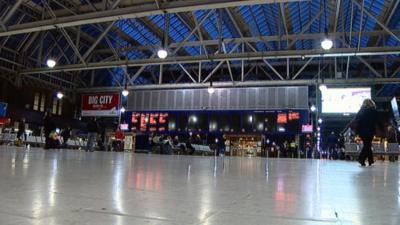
288, 112, 300, 121
140, 113, 149, 132
277, 113, 287, 124
131, 113, 141, 131
149, 113, 158, 132
321, 88, 371, 113
131, 112, 168, 132
159, 113, 168, 132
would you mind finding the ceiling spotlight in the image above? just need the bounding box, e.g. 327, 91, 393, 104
319, 84, 327, 92
318, 118, 323, 124
122, 89, 129, 97
46, 58, 56, 68
310, 105, 317, 112
301, 55, 305, 60
157, 48, 168, 59
207, 81, 215, 94
56, 92, 63, 99
321, 38, 333, 50
120, 107, 126, 113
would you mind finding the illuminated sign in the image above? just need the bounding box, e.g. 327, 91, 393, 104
288, 112, 300, 121
277, 113, 287, 124
301, 124, 313, 133
131, 112, 169, 132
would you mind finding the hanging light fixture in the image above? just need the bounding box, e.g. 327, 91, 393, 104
157, 14, 169, 59
46, 58, 56, 68
207, 81, 215, 94
321, 0, 333, 50
321, 35, 333, 50
122, 89, 129, 97
56, 92, 63, 99
319, 84, 328, 92
157, 49, 168, 59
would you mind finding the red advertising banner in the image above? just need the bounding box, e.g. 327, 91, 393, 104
81, 93, 120, 117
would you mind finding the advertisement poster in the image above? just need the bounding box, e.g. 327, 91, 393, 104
81, 93, 120, 117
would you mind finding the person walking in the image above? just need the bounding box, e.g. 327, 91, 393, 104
327, 132, 337, 160
61, 126, 71, 148
43, 111, 56, 149
352, 99, 380, 166
114, 127, 125, 151
17, 118, 26, 144
86, 118, 99, 152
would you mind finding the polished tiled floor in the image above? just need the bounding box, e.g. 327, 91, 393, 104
0, 146, 399, 225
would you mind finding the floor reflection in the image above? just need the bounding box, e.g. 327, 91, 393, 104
0, 147, 398, 225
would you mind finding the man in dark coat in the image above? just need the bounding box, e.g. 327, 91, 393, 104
61, 126, 72, 148
17, 118, 26, 141
327, 132, 337, 160
86, 118, 99, 152
353, 99, 380, 166
43, 111, 56, 149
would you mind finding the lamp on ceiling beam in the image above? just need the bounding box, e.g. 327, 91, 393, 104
157, 13, 169, 59
207, 81, 215, 94
321, 29, 333, 50
46, 58, 56, 68
121, 89, 129, 97
56, 91, 64, 99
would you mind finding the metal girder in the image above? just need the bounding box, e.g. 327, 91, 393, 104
0, 0, 303, 37
345, 1, 355, 79
352, 0, 400, 43
171, 10, 214, 56
287, 7, 324, 49
20, 46, 400, 74
332, 0, 341, 33
263, 59, 284, 80
279, 3, 290, 44
95, 29, 400, 54
357, 57, 382, 78
374, 0, 400, 46
0, 0, 24, 28
222, 43, 234, 82
77, 77, 400, 93
357, 0, 365, 51
178, 64, 197, 83
202, 42, 241, 83
82, 22, 115, 60
291, 57, 314, 80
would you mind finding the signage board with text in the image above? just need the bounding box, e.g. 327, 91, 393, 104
81, 93, 120, 117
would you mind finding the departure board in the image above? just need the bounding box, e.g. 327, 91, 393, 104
277, 113, 287, 124
288, 112, 300, 121
149, 113, 158, 132
131, 112, 141, 131
140, 113, 149, 132
131, 112, 168, 132
159, 113, 168, 132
